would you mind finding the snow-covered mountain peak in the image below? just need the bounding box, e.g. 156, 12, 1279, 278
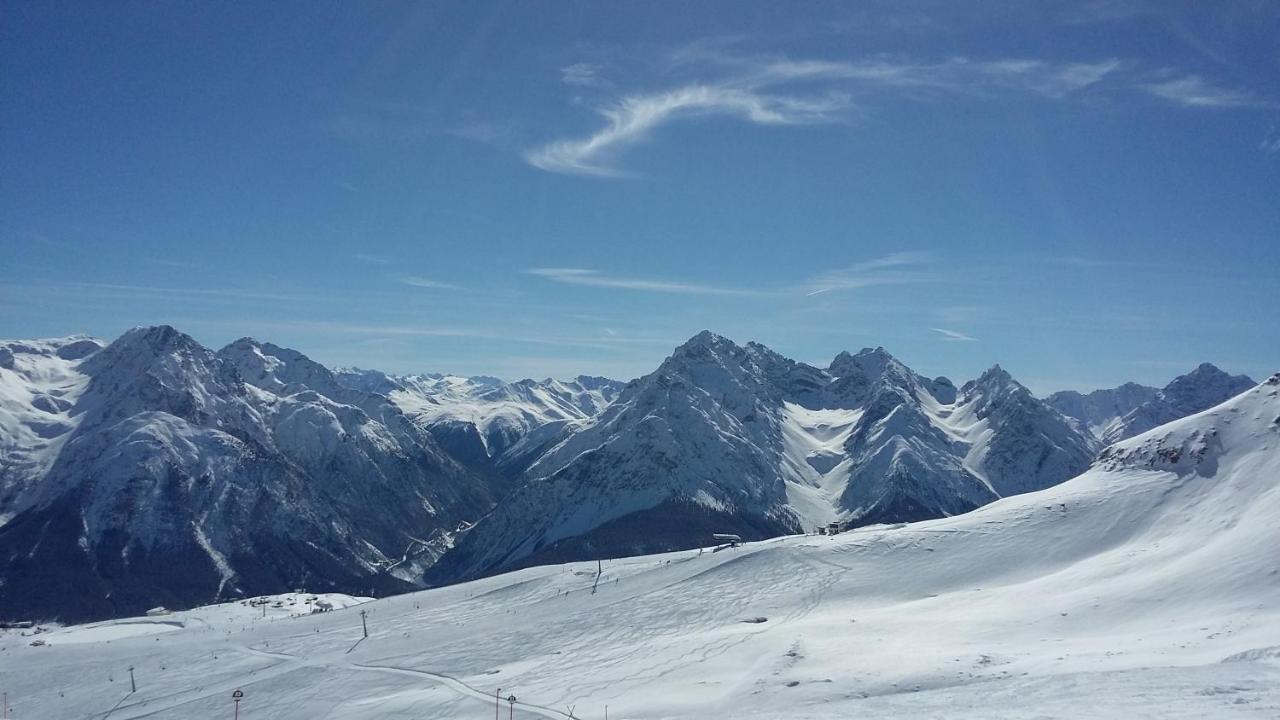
433, 334, 1106, 582
1160, 362, 1255, 415
828, 346, 896, 378
1050, 363, 1257, 444
219, 337, 348, 400
676, 329, 731, 352
101, 325, 200, 358
76, 325, 245, 426
962, 363, 1017, 394
0, 326, 495, 622
1096, 373, 1278, 474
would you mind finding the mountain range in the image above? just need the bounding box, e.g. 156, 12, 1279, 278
1047, 363, 1255, 444
0, 325, 1261, 621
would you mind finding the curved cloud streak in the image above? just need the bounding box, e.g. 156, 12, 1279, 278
526, 85, 849, 177
525, 53, 1121, 177
526, 267, 766, 296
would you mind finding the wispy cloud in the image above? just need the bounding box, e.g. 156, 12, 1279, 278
145, 258, 201, 270
398, 276, 464, 291
1140, 75, 1268, 108
738, 56, 1121, 100
526, 85, 849, 177
527, 267, 764, 296
526, 50, 1126, 177
803, 252, 934, 296
64, 282, 307, 303
561, 62, 610, 88
931, 327, 979, 342
353, 253, 391, 265
1260, 124, 1280, 154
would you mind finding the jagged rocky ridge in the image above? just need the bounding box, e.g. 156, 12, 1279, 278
428, 331, 1101, 583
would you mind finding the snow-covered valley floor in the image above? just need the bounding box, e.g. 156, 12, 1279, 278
5, 380, 1280, 719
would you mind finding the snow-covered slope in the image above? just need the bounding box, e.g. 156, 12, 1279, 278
1048, 363, 1254, 444
335, 369, 624, 473
0, 335, 104, 522
430, 332, 1097, 583
8, 374, 1279, 719
0, 327, 492, 623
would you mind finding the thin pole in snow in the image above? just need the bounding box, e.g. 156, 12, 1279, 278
128, 666, 136, 693
360, 609, 368, 638
495, 687, 501, 720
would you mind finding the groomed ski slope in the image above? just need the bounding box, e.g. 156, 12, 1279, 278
4, 377, 1279, 719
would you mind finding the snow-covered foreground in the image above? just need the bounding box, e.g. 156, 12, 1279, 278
5, 378, 1280, 719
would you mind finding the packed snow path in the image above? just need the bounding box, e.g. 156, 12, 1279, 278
4, 378, 1280, 718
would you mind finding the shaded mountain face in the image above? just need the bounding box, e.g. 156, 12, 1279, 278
1048, 364, 1255, 445
0, 327, 492, 623
334, 368, 625, 478
429, 332, 1099, 584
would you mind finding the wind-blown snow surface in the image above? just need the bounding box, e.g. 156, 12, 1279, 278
6, 375, 1279, 719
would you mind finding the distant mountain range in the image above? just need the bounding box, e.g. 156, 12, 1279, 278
334, 368, 624, 483
1047, 363, 1254, 444
0, 325, 1262, 621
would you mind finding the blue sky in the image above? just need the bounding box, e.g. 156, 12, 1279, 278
2, 1, 1277, 393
